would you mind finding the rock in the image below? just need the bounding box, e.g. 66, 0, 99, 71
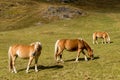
42, 6, 85, 20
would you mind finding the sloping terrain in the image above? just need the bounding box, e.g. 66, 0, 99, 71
0, 0, 120, 80
1, 0, 120, 31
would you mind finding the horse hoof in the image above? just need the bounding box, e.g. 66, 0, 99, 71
35, 70, 38, 72
14, 71, 17, 73
11, 71, 17, 73
60, 60, 64, 63
74, 61, 79, 63
85, 59, 88, 61
26, 70, 29, 73
61, 61, 64, 63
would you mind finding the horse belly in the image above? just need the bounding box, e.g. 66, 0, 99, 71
65, 41, 78, 51
16, 49, 30, 59
65, 46, 78, 51
66, 48, 77, 52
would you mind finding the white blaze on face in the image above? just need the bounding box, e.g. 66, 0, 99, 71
34, 42, 41, 52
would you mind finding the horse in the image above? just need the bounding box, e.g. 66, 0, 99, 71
93, 32, 110, 44
54, 38, 94, 63
8, 42, 42, 73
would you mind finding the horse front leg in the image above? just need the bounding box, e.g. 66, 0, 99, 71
82, 51, 88, 61
26, 57, 34, 73
34, 56, 39, 72
104, 38, 107, 44
75, 49, 82, 62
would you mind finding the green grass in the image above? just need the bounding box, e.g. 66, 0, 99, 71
0, 0, 120, 80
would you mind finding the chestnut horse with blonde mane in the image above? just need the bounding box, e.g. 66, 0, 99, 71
93, 32, 110, 44
8, 42, 42, 73
54, 39, 94, 63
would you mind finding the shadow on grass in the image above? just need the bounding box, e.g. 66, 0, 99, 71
18, 64, 63, 73
65, 56, 100, 62
37, 65, 63, 70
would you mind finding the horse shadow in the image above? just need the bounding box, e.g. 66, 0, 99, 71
18, 64, 63, 73
65, 56, 100, 62
110, 41, 113, 44
37, 64, 63, 70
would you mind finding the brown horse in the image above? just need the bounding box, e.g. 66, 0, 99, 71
8, 42, 42, 73
93, 32, 110, 44
54, 39, 94, 63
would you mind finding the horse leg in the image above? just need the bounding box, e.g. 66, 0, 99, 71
93, 34, 95, 44
95, 38, 98, 44
93, 36, 98, 44
102, 39, 104, 44
75, 49, 82, 62
56, 47, 64, 63
82, 51, 88, 61
26, 57, 34, 73
105, 38, 107, 44
60, 53, 64, 63
34, 56, 39, 72
93, 38, 96, 44
103, 38, 107, 44
57, 51, 63, 63
93, 38, 95, 44
12, 56, 17, 73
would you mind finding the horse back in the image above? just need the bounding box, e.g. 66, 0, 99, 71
58, 39, 84, 51
93, 32, 108, 38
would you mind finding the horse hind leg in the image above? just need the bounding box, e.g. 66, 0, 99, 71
95, 37, 98, 44
56, 48, 64, 63
59, 53, 64, 63
93, 37, 98, 44
93, 38, 95, 44
11, 56, 17, 73
93, 40, 95, 44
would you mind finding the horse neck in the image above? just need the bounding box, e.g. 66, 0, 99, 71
83, 40, 92, 52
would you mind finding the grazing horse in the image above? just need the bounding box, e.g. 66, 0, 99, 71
54, 39, 94, 63
93, 32, 110, 44
8, 42, 42, 73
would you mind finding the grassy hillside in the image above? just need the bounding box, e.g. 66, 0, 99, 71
0, 0, 51, 31
0, 0, 120, 80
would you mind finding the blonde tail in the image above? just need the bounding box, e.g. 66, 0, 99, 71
54, 40, 59, 61
107, 33, 110, 43
92, 33, 96, 44
8, 47, 12, 72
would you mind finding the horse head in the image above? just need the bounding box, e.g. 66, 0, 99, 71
89, 49, 94, 60
31, 42, 42, 53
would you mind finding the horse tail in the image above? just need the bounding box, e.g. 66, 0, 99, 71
54, 40, 59, 60
8, 46, 13, 72
106, 32, 110, 43
92, 32, 96, 44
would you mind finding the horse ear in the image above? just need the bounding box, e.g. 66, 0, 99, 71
78, 38, 83, 40
30, 43, 35, 46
